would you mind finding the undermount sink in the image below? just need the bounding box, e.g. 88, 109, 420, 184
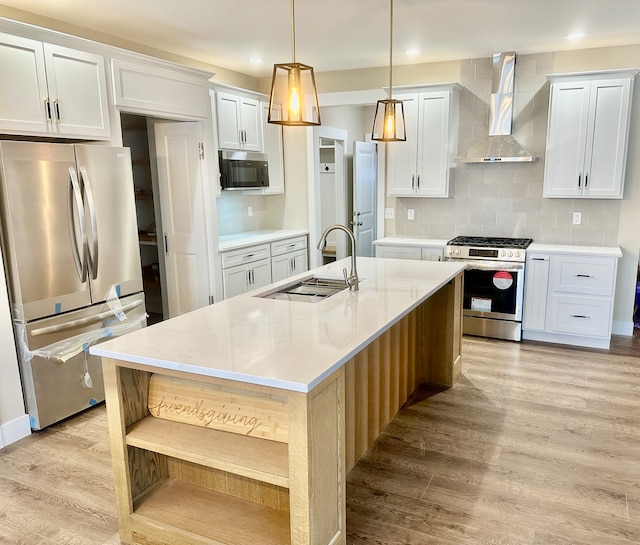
257, 276, 349, 303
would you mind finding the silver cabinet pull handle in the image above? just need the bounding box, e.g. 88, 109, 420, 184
45, 99, 53, 122
575, 274, 593, 278
243, 253, 255, 259
417, 175, 420, 189
570, 314, 590, 319
53, 99, 60, 123
411, 175, 415, 189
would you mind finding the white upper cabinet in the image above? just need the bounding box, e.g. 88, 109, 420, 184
260, 101, 284, 194
0, 33, 110, 139
112, 58, 209, 119
543, 71, 637, 199
216, 91, 263, 152
387, 84, 460, 198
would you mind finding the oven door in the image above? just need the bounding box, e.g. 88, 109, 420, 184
461, 260, 525, 321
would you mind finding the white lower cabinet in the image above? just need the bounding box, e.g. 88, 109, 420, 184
522, 254, 550, 332
221, 235, 309, 299
221, 243, 271, 299
523, 248, 620, 349
271, 236, 309, 283
223, 259, 271, 299
375, 243, 444, 261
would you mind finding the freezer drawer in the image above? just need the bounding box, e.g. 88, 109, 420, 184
17, 293, 146, 429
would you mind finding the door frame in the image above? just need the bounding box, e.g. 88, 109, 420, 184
308, 125, 348, 269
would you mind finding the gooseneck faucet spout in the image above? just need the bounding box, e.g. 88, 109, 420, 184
317, 224, 359, 291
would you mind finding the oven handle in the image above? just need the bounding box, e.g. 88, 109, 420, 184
447, 259, 525, 272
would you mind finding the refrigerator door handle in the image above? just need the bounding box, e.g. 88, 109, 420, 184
68, 167, 88, 282
30, 298, 145, 337
79, 166, 99, 280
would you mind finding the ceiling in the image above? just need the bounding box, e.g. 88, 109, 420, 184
3, 0, 640, 78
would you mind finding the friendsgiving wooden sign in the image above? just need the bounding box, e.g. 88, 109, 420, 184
147, 374, 289, 443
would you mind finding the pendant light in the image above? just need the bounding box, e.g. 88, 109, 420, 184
372, 0, 406, 141
268, 0, 321, 126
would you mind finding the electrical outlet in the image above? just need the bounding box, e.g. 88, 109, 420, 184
248, 206, 253, 217
572, 212, 581, 225
408, 209, 415, 221
384, 207, 395, 219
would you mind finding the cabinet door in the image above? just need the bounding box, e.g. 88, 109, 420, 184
0, 33, 49, 134
271, 253, 292, 283
223, 265, 249, 299
387, 94, 418, 196
522, 254, 550, 331
262, 101, 285, 194
249, 259, 272, 290
272, 250, 308, 283
416, 92, 450, 197
543, 81, 590, 198
43, 44, 111, 139
584, 78, 632, 198
216, 92, 242, 149
239, 97, 263, 152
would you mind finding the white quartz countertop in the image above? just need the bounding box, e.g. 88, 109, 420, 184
90, 257, 465, 393
374, 236, 449, 247
528, 243, 622, 258
219, 229, 308, 252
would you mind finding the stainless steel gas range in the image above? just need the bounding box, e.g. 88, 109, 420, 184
444, 236, 533, 341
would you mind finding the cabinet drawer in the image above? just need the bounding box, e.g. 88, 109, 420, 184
548, 295, 612, 337
550, 256, 616, 296
270, 236, 307, 257
221, 244, 270, 268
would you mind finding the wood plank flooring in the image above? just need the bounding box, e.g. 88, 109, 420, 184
1, 335, 639, 544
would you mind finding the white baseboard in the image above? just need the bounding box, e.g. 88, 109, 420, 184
0, 414, 31, 448
612, 320, 634, 337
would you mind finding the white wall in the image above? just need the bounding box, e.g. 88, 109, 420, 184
0, 249, 30, 447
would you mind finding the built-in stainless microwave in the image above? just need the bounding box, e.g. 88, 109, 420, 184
219, 150, 269, 190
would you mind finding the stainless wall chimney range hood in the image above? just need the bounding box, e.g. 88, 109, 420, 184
456, 52, 537, 163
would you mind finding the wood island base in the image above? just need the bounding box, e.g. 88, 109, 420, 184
103, 273, 462, 545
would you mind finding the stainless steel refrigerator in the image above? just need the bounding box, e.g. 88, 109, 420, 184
0, 141, 147, 430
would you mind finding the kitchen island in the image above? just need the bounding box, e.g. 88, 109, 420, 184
91, 256, 465, 545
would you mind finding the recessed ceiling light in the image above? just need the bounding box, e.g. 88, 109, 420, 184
566, 32, 585, 41
405, 49, 420, 56
249, 57, 265, 64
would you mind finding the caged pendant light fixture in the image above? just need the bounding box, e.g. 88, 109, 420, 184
268, 0, 321, 126
372, 0, 406, 141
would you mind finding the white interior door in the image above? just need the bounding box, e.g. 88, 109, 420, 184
353, 141, 378, 257
153, 121, 210, 318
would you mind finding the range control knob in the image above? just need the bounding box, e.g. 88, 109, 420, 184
455, 248, 461, 255
500, 250, 506, 257
508, 251, 513, 257
515, 251, 521, 258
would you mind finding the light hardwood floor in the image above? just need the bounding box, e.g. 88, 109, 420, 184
1, 335, 640, 544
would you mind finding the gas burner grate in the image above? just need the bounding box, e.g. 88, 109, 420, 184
447, 236, 533, 249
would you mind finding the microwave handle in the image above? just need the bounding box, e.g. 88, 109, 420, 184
262, 163, 269, 186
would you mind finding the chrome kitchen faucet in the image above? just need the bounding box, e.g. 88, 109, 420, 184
317, 224, 359, 291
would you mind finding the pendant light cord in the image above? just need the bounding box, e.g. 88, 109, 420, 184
388, 0, 393, 98
291, 0, 296, 62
